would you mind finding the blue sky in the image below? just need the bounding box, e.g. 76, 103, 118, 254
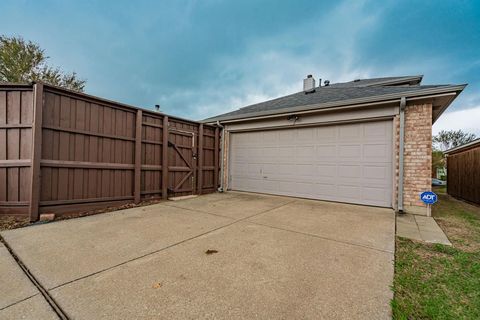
1, 0, 479, 134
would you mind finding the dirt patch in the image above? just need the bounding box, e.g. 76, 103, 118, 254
0, 199, 165, 231
0, 216, 30, 231
436, 217, 480, 252
56, 199, 164, 221
433, 193, 480, 252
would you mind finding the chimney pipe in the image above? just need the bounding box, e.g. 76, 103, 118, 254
303, 75, 316, 93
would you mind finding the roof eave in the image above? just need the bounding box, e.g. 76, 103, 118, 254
432, 84, 467, 124
205, 84, 467, 124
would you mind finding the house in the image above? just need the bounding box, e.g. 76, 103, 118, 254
445, 138, 480, 205
205, 75, 466, 216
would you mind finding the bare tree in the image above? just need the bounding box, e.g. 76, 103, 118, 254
433, 129, 477, 151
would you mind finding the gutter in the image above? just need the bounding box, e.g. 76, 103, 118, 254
397, 97, 406, 213
216, 120, 225, 192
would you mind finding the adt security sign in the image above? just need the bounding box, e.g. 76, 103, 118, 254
420, 191, 438, 205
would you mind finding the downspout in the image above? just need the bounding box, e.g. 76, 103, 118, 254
397, 97, 406, 213
216, 120, 225, 192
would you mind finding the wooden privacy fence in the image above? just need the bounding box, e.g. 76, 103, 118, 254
0, 82, 220, 221
446, 146, 480, 205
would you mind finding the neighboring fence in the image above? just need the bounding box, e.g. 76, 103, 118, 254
446, 144, 480, 205
0, 83, 220, 220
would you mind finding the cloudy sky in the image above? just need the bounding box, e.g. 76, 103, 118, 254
1, 0, 479, 135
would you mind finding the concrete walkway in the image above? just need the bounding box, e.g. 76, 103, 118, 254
1, 192, 395, 319
396, 213, 452, 245
0, 242, 57, 319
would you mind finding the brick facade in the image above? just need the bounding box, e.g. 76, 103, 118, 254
401, 103, 433, 215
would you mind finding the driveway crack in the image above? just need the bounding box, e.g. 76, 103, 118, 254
247, 221, 394, 254
0, 235, 68, 319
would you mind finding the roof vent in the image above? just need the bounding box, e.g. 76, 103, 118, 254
303, 75, 316, 93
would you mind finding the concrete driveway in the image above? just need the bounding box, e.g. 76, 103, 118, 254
0, 192, 395, 319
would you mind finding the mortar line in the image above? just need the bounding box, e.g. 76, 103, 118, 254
49, 200, 296, 291
0, 293, 39, 311
247, 221, 394, 254
0, 235, 68, 319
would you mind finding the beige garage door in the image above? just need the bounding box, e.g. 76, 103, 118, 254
229, 120, 393, 207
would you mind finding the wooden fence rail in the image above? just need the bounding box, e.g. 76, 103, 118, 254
0, 83, 220, 221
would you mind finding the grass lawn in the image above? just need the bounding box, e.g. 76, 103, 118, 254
392, 187, 480, 319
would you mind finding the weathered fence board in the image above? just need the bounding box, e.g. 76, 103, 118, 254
0, 83, 220, 220
0, 85, 34, 216
447, 147, 480, 205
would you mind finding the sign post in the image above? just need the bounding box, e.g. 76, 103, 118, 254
420, 191, 438, 217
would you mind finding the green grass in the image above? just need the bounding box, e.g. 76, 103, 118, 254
392, 190, 480, 319
434, 185, 446, 195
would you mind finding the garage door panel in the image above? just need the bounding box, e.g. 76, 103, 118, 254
247, 163, 263, 176
337, 185, 362, 200
363, 143, 390, 161
230, 120, 393, 207
231, 162, 248, 176
363, 165, 389, 180
316, 145, 337, 159
362, 186, 389, 202
338, 123, 363, 141
296, 146, 316, 160
317, 164, 337, 177
338, 145, 362, 159
315, 183, 338, 197
297, 128, 315, 142
295, 164, 316, 177
316, 126, 337, 140
276, 147, 294, 162
338, 165, 361, 178
364, 121, 391, 138
261, 131, 278, 144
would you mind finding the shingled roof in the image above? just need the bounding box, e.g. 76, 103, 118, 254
204, 75, 465, 123
326, 75, 423, 87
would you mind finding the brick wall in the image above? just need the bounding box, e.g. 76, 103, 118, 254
402, 103, 433, 215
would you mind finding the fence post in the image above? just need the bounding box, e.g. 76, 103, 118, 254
134, 109, 142, 203
162, 116, 169, 199
214, 127, 219, 190
28, 83, 44, 222
197, 124, 204, 194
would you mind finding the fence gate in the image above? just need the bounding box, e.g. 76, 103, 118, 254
167, 128, 196, 196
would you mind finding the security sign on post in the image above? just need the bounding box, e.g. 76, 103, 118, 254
420, 191, 438, 204
420, 191, 437, 216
